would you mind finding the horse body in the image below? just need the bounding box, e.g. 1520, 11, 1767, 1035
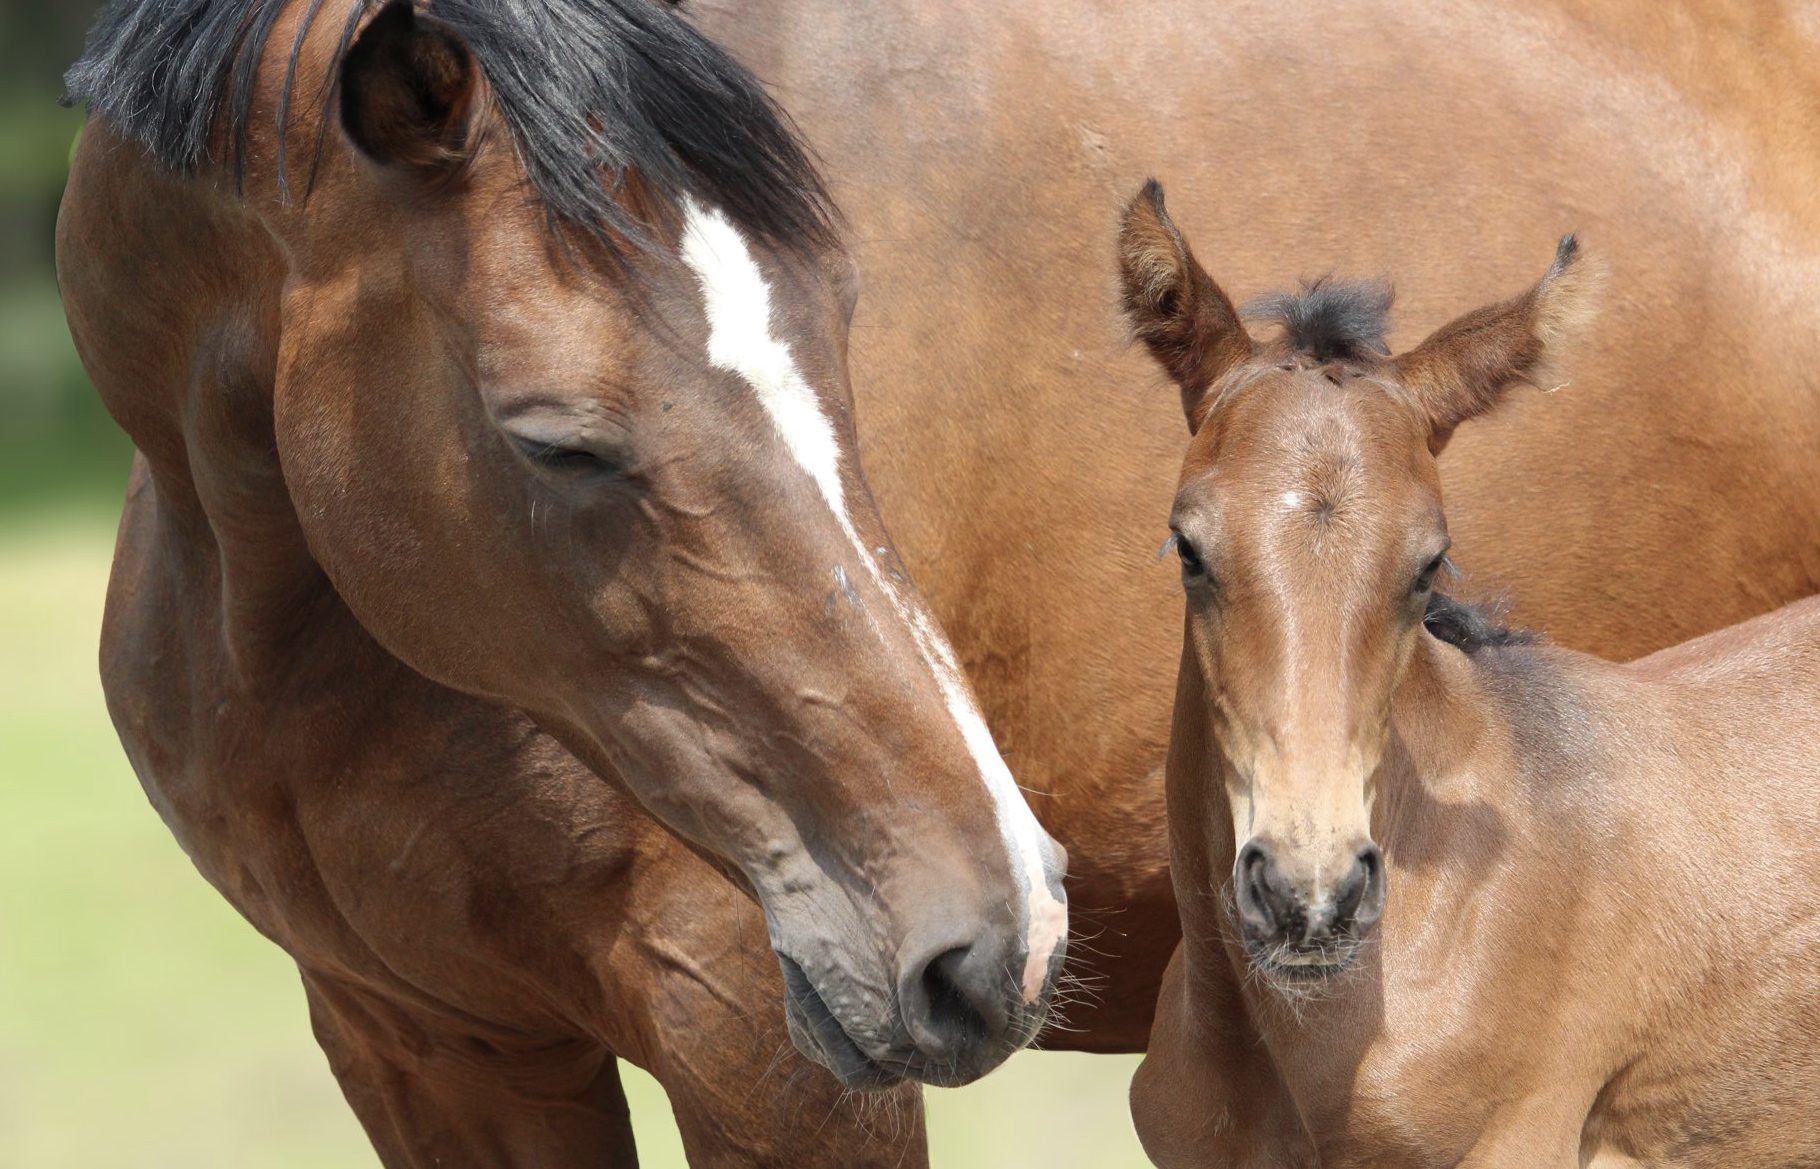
690, 0, 1820, 1048
1109, 184, 1820, 1165
1136, 597, 1820, 1168
60, 0, 1074, 1162
61, 0, 1820, 1161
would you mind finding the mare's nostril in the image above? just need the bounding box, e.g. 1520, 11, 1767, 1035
924, 947, 985, 1054
899, 938, 1012, 1071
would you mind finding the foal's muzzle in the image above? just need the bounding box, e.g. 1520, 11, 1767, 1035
1233, 839, 1384, 978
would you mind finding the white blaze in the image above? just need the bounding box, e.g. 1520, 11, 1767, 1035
679, 201, 1065, 1001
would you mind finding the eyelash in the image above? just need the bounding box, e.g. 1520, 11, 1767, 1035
1167, 531, 1208, 580
1414, 552, 1452, 593
526, 445, 603, 470
512, 436, 624, 479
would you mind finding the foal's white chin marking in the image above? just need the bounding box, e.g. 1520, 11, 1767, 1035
679, 201, 1064, 1002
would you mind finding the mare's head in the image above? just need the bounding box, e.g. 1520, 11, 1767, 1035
72, 0, 1066, 1087
1115, 181, 1594, 984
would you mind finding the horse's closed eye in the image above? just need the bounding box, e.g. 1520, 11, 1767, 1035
527, 444, 607, 471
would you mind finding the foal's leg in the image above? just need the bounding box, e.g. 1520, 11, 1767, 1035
304, 975, 640, 1168
602, 844, 929, 1169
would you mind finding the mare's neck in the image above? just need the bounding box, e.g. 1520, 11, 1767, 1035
94, 3, 387, 692
96, 161, 375, 696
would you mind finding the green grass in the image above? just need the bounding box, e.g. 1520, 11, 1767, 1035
0, 504, 1148, 1168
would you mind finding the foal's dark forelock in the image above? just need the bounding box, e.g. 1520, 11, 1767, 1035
64, 0, 837, 258
1243, 277, 1395, 364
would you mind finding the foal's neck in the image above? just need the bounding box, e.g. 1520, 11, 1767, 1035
1189, 631, 1532, 912
1382, 636, 1510, 796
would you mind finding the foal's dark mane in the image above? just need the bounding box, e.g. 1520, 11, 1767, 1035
64, 0, 837, 258
1244, 277, 1395, 364
1424, 593, 1536, 654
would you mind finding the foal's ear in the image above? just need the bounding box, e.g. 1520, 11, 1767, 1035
1392, 235, 1601, 452
1117, 180, 1254, 430
339, 1, 482, 171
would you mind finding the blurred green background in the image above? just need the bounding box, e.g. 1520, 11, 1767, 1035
0, 2, 1147, 1165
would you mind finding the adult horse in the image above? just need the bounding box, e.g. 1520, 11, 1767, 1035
690, 0, 1820, 1050
57, 0, 1068, 1164
1115, 187, 1820, 1165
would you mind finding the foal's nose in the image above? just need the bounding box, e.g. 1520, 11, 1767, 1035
896, 925, 1022, 1082
1234, 839, 1385, 946
1329, 842, 1386, 933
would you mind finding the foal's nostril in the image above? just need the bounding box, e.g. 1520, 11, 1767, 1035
1236, 842, 1272, 930
900, 939, 1012, 1071
1234, 840, 1301, 937
1331, 842, 1386, 933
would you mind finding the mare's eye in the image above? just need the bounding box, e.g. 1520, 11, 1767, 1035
495, 399, 632, 484
509, 435, 625, 480
1413, 551, 1450, 595
523, 442, 605, 471
1172, 531, 1208, 583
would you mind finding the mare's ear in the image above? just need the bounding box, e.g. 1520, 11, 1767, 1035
1392, 235, 1602, 453
1117, 180, 1254, 430
339, 1, 482, 171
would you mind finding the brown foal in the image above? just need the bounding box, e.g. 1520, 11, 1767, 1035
693, 0, 1820, 1061
1118, 182, 1820, 1167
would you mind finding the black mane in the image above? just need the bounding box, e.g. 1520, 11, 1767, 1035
64, 0, 837, 258
1244, 277, 1394, 364
1423, 592, 1536, 655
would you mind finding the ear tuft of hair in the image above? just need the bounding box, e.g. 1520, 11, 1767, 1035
1525, 232, 1602, 394
1243, 276, 1395, 364
1118, 180, 1190, 331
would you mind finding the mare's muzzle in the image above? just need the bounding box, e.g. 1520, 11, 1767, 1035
777, 879, 1067, 1091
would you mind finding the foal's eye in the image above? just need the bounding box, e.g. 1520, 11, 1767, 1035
1171, 531, 1209, 583
1413, 551, 1450, 595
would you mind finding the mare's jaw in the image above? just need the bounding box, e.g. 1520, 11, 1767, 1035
779, 955, 905, 1091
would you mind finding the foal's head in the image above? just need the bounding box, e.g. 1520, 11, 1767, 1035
138, 1, 1066, 1087
1117, 181, 1595, 983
